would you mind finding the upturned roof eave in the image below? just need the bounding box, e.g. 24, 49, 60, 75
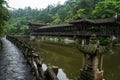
70, 17, 119, 25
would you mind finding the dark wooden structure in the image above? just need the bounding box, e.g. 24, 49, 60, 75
28, 22, 46, 36
28, 18, 120, 41
70, 18, 120, 37
32, 23, 73, 37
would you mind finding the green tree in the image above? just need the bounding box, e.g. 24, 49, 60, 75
92, 0, 120, 19
0, 0, 10, 36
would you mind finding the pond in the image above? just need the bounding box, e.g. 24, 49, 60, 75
32, 41, 120, 80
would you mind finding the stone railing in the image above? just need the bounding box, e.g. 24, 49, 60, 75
6, 35, 59, 80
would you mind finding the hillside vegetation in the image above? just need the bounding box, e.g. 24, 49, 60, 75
5, 0, 120, 35
0, 0, 10, 36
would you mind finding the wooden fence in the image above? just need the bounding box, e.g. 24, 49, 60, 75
6, 35, 59, 80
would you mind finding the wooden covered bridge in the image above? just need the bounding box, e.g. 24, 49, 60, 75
28, 17, 120, 41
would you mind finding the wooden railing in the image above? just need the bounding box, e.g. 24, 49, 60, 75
6, 35, 59, 80
32, 31, 112, 37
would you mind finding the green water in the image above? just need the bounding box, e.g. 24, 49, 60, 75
103, 47, 120, 80
33, 41, 120, 80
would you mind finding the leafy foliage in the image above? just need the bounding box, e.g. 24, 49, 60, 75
98, 37, 110, 45
0, 0, 10, 36
92, 0, 120, 19
6, 0, 120, 35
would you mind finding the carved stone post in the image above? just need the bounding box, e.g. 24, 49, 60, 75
77, 34, 108, 80
98, 54, 103, 71
82, 53, 87, 70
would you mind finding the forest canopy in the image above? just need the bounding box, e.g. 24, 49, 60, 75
5, 0, 120, 35
0, 0, 10, 36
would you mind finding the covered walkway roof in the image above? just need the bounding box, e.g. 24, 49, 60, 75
29, 17, 120, 30
70, 17, 120, 25
38, 23, 73, 29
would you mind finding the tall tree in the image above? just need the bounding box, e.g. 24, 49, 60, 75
0, 0, 10, 36
92, 0, 120, 19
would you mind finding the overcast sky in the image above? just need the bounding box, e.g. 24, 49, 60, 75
7, 0, 66, 9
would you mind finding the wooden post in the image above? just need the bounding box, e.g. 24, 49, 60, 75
44, 66, 59, 80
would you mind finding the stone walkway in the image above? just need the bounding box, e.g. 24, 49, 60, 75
0, 38, 35, 80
